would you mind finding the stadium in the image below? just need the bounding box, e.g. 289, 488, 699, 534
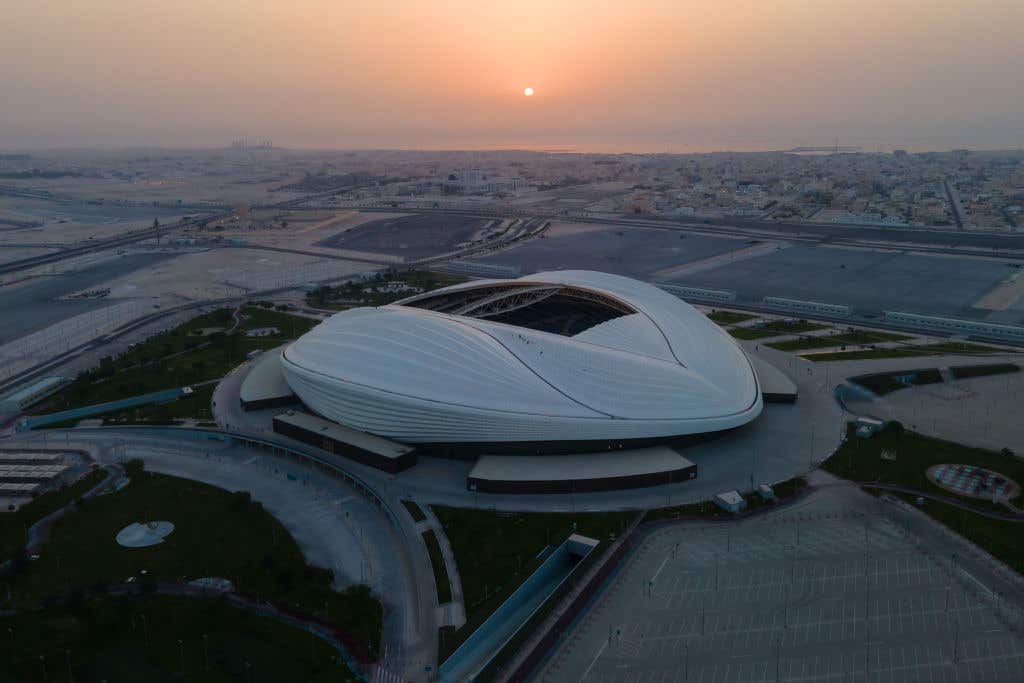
278, 270, 764, 456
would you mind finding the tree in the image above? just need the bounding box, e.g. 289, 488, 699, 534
882, 420, 905, 437
124, 458, 146, 480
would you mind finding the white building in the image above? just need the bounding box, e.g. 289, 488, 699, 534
280, 271, 763, 453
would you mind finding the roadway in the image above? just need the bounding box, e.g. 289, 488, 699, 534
944, 179, 966, 230
341, 205, 1024, 259
0, 211, 231, 276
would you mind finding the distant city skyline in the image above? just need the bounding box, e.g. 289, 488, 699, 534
2, 1, 1023, 152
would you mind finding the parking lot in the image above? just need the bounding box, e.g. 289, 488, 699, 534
541, 507, 1024, 682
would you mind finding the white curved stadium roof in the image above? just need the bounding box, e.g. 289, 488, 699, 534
281, 270, 762, 445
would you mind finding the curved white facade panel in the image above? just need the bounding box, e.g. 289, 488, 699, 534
281, 270, 762, 446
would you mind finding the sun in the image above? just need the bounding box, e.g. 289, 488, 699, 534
523, 87, 534, 97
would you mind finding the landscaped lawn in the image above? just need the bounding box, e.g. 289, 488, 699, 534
401, 500, 427, 523
431, 506, 636, 661
804, 348, 926, 362
100, 383, 217, 424
848, 368, 943, 395
831, 329, 914, 344
308, 269, 468, 309
422, 529, 452, 604
804, 342, 1011, 362
730, 320, 828, 340
730, 327, 784, 340
707, 310, 755, 325
824, 426, 1023, 502
824, 426, 1024, 573
949, 363, 1021, 379
0, 468, 106, 562
5, 470, 382, 658
238, 304, 319, 338
767, 336, 846, 352
918, 342, 1009, 355
768, 329, 915, 352
34, 305, 317, 423
763, 321, 828, 334
0, 595, 356, 683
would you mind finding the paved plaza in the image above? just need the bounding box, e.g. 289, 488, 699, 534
541, 494, 1024, 683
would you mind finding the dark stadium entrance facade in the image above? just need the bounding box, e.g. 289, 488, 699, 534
410, 427, 739, 459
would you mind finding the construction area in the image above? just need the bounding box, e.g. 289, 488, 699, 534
540, 487, 1024, 683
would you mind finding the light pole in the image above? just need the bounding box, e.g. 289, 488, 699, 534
775, 636, 781, 683
178, 639, 184, 675
701, 595, 706, 635
953, 618, 960, 664
203, 634, 209, 671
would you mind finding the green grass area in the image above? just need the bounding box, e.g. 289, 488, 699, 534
765, 321, 828, 334
99, 383, 216, 425
805, 341, 1010, 362
730, 320, 828, 340
0, 595, 356, 683
729, 327, 783, 340
804, 348, 925, 362
824, 426, 1024, 572
422, 529, 452, 605
767, 336, 846, 352
401, 500, 427, 523
894, 496, 1024, 574
832, 329, 914, 344
238, 305, 319, 338
950, 363, 1021, 379
706, 310, 755, 325
307, 270, 469, 309
35, 306, 316, 422
849, 368, 943, 396
917, 342, 1008, 355
0, 468, 107, 563
431, 506, 635, 661
643, 476, 808, 522
4, 470, 381, 658
824, 425, 1022, 502
768, 328, 916, 352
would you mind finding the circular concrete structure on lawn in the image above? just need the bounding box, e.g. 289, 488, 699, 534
116, 520, 175, 548
926, 464, 1020, 502
279, 270, 763, 454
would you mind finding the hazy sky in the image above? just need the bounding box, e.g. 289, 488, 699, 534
3, 0, 1023, 151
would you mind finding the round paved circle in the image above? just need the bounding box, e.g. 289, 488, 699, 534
926, 464, 1020, 502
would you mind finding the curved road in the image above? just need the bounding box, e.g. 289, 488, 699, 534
4, 429, 438, 683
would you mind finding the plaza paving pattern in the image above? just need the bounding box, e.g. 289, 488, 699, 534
542, 507, 1024, 682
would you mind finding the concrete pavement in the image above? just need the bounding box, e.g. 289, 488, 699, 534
539, 473, 1024, 683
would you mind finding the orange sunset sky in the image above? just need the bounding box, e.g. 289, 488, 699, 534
2, 0, 1023, 151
